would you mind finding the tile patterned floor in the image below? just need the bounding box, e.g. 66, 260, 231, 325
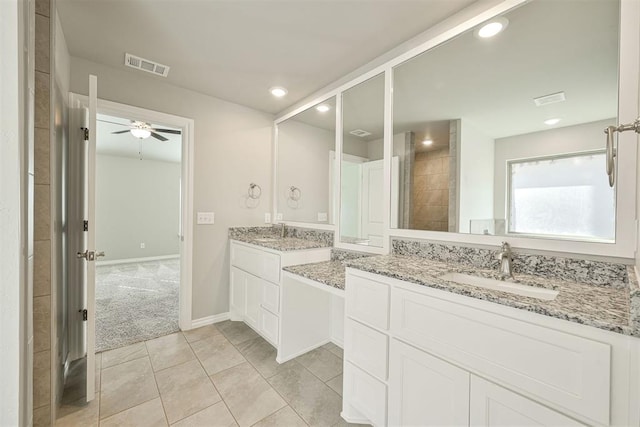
57, 321, 366, 427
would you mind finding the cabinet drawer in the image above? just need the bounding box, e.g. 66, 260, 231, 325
231, 242, 281, 284
345, 319, 388, 381
392, 287, 611, 425
344, 362, 387, 427
346, 273, 390, 330
261, 308, 279, 345
261, 280, 279, 314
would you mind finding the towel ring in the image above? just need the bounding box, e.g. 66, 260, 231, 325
248, 183, 262, 200
288, 186, 301, 201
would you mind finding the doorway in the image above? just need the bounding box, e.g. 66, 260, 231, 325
66, 94, 194, 370
94, 113, 182, 351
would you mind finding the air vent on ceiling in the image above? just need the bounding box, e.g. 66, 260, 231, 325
349, 129, 372, 137
124, 53, 170, 77
533, 91, 565, 107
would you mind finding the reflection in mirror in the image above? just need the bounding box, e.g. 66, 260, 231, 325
340, 73, 386, 247
392, 0, 618, 242
277, 97, 336, 224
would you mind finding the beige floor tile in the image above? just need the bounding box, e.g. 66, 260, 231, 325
215, 320, 259, 345
102, 342, 148, 368
326, 375, 343, 397
170, 402, 238, 427
252, 406, 307, 427
211, 362, 286, 427
146, 333, 196, 372
295, 348, 343, 382
100, 357, 159, 419
99, 397, 167, 427
268, 363, 342, 427
155, 359, 222, 424
190, 334, 245, 376
234, 336, 297, 379
321, 343, 343, 360
182, 325, 221, 343
56, 393, 100, 427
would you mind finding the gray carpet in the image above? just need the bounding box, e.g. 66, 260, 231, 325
96, 258, 180, 352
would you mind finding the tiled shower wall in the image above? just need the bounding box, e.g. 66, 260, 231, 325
33, 0, 54, 424
411, 147, 451, 231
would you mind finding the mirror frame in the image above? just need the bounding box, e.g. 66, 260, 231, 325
273, 0, 639, 259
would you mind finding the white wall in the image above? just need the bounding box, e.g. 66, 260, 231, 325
0, 0, 26, 424
277, 120, 333, 223
493, 119, 614, 221
459, 120, 495, 233
69, 56, 273, 320
96, 155, 181, 261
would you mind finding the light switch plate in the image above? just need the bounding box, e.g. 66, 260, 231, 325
264, 213, 271, 223
317, 212, 328, 222
197, 212, 215, 225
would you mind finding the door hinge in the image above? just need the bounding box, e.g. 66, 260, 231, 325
83, 220, 88, 231
81, 127, 89, 141
79, 309, 88, 321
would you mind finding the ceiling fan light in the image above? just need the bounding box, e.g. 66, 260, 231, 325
131, 128, 151, 139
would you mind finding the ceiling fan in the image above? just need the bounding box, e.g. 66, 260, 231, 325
103, 119, 181, 141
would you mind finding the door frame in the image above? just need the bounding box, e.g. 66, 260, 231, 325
68, 93, 195, 359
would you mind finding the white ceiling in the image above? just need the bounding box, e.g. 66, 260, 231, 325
97, 113, 182, 163
57, 0, 476, 114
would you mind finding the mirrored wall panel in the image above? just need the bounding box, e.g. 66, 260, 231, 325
340, 73, 385, 247
392, 0, 618, 242
277, 97, 336, 223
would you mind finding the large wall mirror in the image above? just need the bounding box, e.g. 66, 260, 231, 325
392, 0, 619, 242
277, 97, 337, 224
340, 73, 386, 247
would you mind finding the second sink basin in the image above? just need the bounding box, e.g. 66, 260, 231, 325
439, 272, 559, 301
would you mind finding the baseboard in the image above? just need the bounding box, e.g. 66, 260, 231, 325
189, 312, 230, 329
96, 254, 180, 266
331, 337, 344, 349
340, 411, 370, 425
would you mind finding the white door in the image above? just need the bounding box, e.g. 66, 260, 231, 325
361, 160, 384, 246
470, 376, 584, 427
388, 339, 470, 427
69, 75, 100, 402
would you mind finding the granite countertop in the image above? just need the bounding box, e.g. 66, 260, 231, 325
228, 226, 332, 251
284, 261, 347, 290
344, 254, 638, 337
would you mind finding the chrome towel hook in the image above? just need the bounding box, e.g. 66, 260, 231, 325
604, 117, 640, 187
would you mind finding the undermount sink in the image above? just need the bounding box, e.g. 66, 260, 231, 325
439, 272, 559, 301
254, 237, 281, 242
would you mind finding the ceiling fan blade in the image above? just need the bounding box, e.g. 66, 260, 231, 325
150, 132, 169, 141
111, 130, 131, 134
98, 118, 131, 127
151, 128, 181, 135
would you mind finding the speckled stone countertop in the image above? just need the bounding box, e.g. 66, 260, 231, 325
345, 254, 639, 337
228, 226, 332, 251
283, 249, 374, 290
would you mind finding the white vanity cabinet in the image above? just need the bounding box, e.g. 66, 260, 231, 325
229, 240, 330, 347
342, 268, 640, 427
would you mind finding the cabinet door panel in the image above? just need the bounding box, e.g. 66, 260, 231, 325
470, 376, 585, 426
389, 339, 469, 427
344, 362, 387, 427
245, 274, 261, 328
230, 267, 246, 317
346, 273, 390, 330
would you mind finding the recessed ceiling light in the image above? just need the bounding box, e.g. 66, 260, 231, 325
475, 17, 509, 39
422, 139, 433, 146
269, 86, 288, 98
544, 118, 561, 126
316, 104, 330, 113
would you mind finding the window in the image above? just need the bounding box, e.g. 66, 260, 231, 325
508, 151, 615, 241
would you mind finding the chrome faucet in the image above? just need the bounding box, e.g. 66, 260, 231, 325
497, 242, 514, 280
279, 223, 286, 239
